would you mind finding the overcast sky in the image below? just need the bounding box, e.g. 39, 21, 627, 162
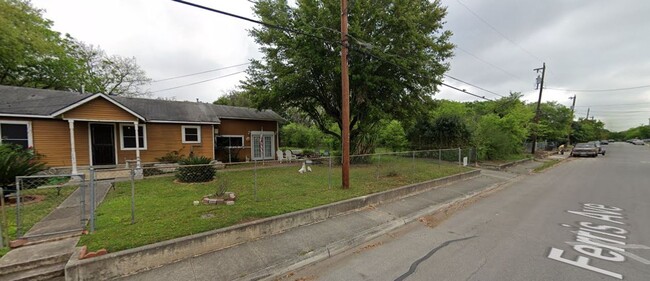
32, 0, 650, 131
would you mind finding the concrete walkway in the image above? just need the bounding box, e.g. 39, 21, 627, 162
0, 181, 113, 281
23, 181, 113, 240
116, 168, 529, 281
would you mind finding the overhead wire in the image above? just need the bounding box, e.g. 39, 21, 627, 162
348, 45, 491, 101
443, 74, 504, 97
171, 0, 339, 45
151, 62, 251, 83
546, 84, 650, 92
454, 46, 529, 83
173, 0, 492, 101
150, 71, 246, 93
455, 0, 543, 62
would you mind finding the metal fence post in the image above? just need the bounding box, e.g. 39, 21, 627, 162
438, 149, 441, 167
0, 188, 5, 247
89, 169, 96, 232
130, 166, 136, 224
80, 173, 86, 229
412, 151, 415, 170
376, 154, 381, 179
254, 160, 258, 201
16, 178, 22, 237
458, 147, 461, 166
328, 155, 332, 190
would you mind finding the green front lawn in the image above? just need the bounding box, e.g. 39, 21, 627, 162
79, 156, 470, 253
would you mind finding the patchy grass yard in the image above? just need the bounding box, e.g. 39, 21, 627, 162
0, 186, 77, 257
79, 156, 470, 253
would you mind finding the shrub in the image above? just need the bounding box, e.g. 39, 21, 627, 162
0, 144, 45, 192
156, 151, 186, 163
175, 156, 215, 183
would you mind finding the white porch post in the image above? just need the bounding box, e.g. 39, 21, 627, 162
68, 120, 78, 174
133, 121, 141, 169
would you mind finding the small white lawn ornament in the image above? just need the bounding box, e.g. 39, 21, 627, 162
298, 162, 307, 173
307, 166, 312, 172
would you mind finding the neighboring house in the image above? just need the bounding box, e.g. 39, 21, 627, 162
0, 85, 283, 173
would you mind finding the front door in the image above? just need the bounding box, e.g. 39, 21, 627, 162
90, 124, 116, 166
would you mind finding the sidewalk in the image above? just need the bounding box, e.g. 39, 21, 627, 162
116, 169, 525, 281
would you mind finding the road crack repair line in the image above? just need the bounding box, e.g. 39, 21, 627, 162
394, 236, 476, 281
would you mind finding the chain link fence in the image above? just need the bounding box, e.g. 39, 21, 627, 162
2, 174, 87, 242
94, 148, 476, 227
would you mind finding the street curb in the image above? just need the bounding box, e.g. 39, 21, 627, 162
64, 170, 480, 281
486, 158, 534, 170
244, 176, 514, 281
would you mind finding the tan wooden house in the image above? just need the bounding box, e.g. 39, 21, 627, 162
0, 86, 283, 173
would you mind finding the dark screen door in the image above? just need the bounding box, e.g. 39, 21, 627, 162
90, 124, 116, 166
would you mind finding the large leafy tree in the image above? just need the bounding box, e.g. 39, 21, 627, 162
571, 118, 607, 143
408, 100, 472, 149
470, 93, 534, 160
213, 89, 254, 107
0, 0, 81, 89
0, 0, 150, 96
528, 101, 572, 143
243, 0, 454, 154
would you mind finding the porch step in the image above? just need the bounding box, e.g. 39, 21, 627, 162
0, 261, 65, 281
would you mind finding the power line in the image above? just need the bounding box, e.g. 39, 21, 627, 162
444, 74, 504, 97
455, 0, 543, 62
151, 62, 250, 83
455, 46, 528, 83
349, 45, 491, 101
342, 38, 495, 100
150, 71, 246, 93
575, 102, 650, 108
174, 0, 492, 101
546, 84, 650, 92
172, 0, 338, 45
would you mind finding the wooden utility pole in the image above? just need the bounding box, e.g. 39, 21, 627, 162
566, 94, 576, 145
531, 62, 546, 155
340, 0, 350, 189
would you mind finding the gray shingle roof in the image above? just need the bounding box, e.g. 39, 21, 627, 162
0, 86, 88, 116
0, 85, 284, 123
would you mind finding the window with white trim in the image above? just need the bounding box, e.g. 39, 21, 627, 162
182, 125, 201, 143
120, 124, 147, 150
216, 135, 244, 148
0, 120, 32, 149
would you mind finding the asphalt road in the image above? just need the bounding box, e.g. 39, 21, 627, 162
285, 143, 650, 281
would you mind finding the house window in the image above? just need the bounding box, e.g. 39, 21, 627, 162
120, 124, 147, 150
182, 125, 201, 143
0, 121, 32, 149
216, 135, 244, 148
251, 132, 274, 160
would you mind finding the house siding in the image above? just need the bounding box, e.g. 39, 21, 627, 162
216, 119, 278, 162
118, 123, 214, 163
62, 98, 138, 121
0, 117, 92, 167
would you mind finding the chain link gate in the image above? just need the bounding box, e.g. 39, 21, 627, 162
14, 174, 91, 239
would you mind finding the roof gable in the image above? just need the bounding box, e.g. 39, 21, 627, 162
51, 93, 146, 121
